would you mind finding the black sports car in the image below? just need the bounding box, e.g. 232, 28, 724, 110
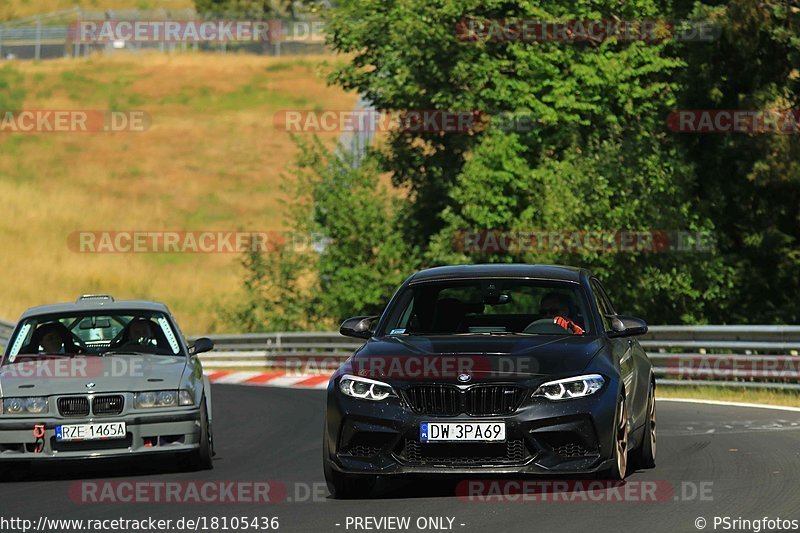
323, 264, 656, 498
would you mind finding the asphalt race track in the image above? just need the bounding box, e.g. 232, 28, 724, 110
2, 385, 799, 533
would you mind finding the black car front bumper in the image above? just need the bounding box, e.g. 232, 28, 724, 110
325, 379, 620, 477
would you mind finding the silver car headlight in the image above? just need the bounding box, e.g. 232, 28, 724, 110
0, 397, 49, 415
339, 375, 396, 401
134, 390, 194, 409
533, 374, 605, 401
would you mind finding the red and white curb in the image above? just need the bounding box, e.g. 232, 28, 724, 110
205, 370, 332, 389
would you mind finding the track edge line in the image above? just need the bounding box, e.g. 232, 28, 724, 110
657, 397, 800, 412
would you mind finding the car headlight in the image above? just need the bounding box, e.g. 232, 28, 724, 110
179, 390, 194, 406
134, 390, 193, 409
339, 375, 396, 401
533, 374, 605, 401
0, 397, 49, 415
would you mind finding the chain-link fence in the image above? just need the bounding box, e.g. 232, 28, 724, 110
0, 7, 327, 60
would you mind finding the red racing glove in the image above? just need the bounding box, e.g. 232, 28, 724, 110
554, 316, 584, 335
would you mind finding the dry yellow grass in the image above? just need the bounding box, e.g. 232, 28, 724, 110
2, 0, 192, 21
657, 386, 800, 407
0, 52, 357, 332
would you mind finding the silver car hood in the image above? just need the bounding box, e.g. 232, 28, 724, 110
0, 354, 187, 396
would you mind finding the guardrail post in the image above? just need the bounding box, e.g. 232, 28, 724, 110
72, 9, 81, 58
35, 16, 42, 60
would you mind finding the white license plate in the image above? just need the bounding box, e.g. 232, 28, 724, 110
420, 422, 505, 442
56, 422, 126, 441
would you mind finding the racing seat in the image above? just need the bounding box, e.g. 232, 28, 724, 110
20, 322, 81, 354
112, 318, 170, 352
431, 298, 467, 333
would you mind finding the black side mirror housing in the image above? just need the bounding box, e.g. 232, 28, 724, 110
340, 316, 379, 340
608, 315, 648, 338
189, 337, 215, 355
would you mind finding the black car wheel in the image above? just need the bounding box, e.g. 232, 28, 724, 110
631, 382, 656, 469
599, 394, 629, 480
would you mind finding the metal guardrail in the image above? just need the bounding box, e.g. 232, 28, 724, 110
193, 326, 800, 390
1, 321, 797, 389
197, 332, 361, 373
0, 8, 327, 60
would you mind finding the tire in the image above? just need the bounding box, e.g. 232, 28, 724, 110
598, 394, 629, 480
322, 434, 377, 499
188, 398, 214, 471
631, 382, 656, 469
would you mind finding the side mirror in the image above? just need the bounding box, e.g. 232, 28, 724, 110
340, 316, 379, 340
608, 316, 648, 338
189, 337, 214, 355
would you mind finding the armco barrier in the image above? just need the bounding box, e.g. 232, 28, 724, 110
195, 326, 800, 389
1, 322, 798, 389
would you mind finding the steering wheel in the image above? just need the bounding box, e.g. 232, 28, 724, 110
523, 318, 571, 334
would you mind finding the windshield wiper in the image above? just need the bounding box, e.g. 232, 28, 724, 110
101, 350, 150, 356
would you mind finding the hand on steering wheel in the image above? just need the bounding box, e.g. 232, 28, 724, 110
554, 316, 584, 335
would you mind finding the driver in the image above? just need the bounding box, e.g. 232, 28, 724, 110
127, 318, 157, 346
28, 322, 77, 354
540, 292, 584, 335
40, 329, 66, 353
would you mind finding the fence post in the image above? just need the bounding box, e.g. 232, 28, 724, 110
73, 9, 81, 58
35, 16, 42, 60
0, 27, 4, 60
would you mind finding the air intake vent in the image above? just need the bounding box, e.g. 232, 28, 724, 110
404, 385, 525, 416
92, 395, 124, 415
57, 396, 90, 417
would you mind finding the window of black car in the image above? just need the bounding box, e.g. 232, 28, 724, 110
380, 279, 592, 335
591, 279, 615, 332
596, 282, 618, 315
4, 311, 183, 362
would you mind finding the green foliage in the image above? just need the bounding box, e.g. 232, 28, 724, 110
235, 0, 799, 329
286, 137, 416, 323
0, 66, 25, 111
671, 0, 800, 323
225, 244, 322, 332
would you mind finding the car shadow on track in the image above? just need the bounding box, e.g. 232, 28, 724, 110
347, 472, 649, 501
0, 454, 209, 482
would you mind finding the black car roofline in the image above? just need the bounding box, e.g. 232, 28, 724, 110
407, 276, 582, 286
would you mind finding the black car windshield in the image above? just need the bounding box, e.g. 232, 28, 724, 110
4, 311, 183, 363
380, 279, 592, 336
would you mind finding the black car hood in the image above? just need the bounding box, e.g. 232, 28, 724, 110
346, 334, 604, 381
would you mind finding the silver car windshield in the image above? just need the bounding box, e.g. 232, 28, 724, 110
5, 311, 182, 362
